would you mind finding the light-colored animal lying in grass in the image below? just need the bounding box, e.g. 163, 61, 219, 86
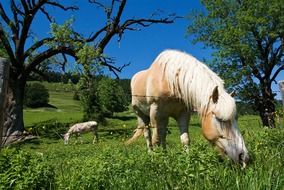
64, 121, 98, 144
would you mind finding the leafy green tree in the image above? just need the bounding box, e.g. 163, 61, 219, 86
78, 76, 128, 121
97, 77, 128, 116
118, 79, 131, 104
0, 0, 176, 145
78, 77, 105, 122
188, 0, 284, 128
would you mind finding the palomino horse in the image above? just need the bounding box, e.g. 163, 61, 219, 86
130, 49, 249, 166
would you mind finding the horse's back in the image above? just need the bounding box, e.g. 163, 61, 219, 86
131, 70, 148, 98
131, 64, 171, 104
130, 51, 185, 117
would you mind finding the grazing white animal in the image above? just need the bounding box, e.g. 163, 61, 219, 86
64, 121, 98, 144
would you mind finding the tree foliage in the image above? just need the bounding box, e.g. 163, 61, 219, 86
78, 76, 128, 122
97, 77, 128, 116
188, 0, 284, 127
77, 77, 102, 122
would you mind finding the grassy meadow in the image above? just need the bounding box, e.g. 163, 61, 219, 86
24, 82, 83, 126
0, 82, 284, 189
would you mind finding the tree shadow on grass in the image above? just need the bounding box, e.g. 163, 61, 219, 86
44, 103, 58, 109
9, 136, 41, 148
111, 115, 136, 121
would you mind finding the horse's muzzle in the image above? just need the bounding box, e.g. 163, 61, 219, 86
239, 152, 250, 168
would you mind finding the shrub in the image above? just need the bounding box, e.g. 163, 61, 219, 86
0, 148, 55, 189
24, 82, 49, 108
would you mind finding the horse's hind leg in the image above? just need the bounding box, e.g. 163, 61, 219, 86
150, 103, 168, 150
131, 105, 153, 152
137, 117, 153, 152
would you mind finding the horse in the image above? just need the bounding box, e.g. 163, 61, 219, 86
130, 49, 249, 166
64, 121, 98, 144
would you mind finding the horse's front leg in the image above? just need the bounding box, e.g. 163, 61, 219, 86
176, 111, 190, 152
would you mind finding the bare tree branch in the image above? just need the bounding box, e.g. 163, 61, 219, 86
45, 1, 79, 11
0, 25, 17, 67
20, 0, 29, 13
17, 0, 46, 61
25, 46, 77, 76
271, 63, 284, 83
0, 2, 18, 36
23, 37, 54, 58
86, 26, 109, 42
2, 0, 177, 78
90, 0, 178, 55
10, 0, 21, 36
59, 53, 68, 72
96, 55, 131, 78
40, 7, 53, 22
89, 0, 116, 20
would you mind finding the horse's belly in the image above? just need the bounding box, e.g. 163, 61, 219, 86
158, 99, 188, 117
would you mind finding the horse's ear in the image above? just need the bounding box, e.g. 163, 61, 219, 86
212, 86, 219, 103
230, 91, 236, 97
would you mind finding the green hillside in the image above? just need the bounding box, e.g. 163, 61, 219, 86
24, 82, 83, 127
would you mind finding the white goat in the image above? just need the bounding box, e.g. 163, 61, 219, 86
64, 121, 98, 144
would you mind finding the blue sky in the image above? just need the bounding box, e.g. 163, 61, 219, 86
1, 0, 283, 98
18, 0, 209, 78
68, 0, 210, 79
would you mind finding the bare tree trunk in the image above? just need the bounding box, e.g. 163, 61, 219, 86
2, 76, 26, 146
0, 58, 9, 148
258, 83, 276, 128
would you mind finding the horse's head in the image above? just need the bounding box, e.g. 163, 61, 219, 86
202, 86, 249, 166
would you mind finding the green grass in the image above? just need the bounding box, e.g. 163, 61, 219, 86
2, 82, 283, 189
24, 82, 83, 126
6, 113, 283, 190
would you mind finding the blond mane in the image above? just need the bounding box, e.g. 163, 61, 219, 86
154, 49, 236, 120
